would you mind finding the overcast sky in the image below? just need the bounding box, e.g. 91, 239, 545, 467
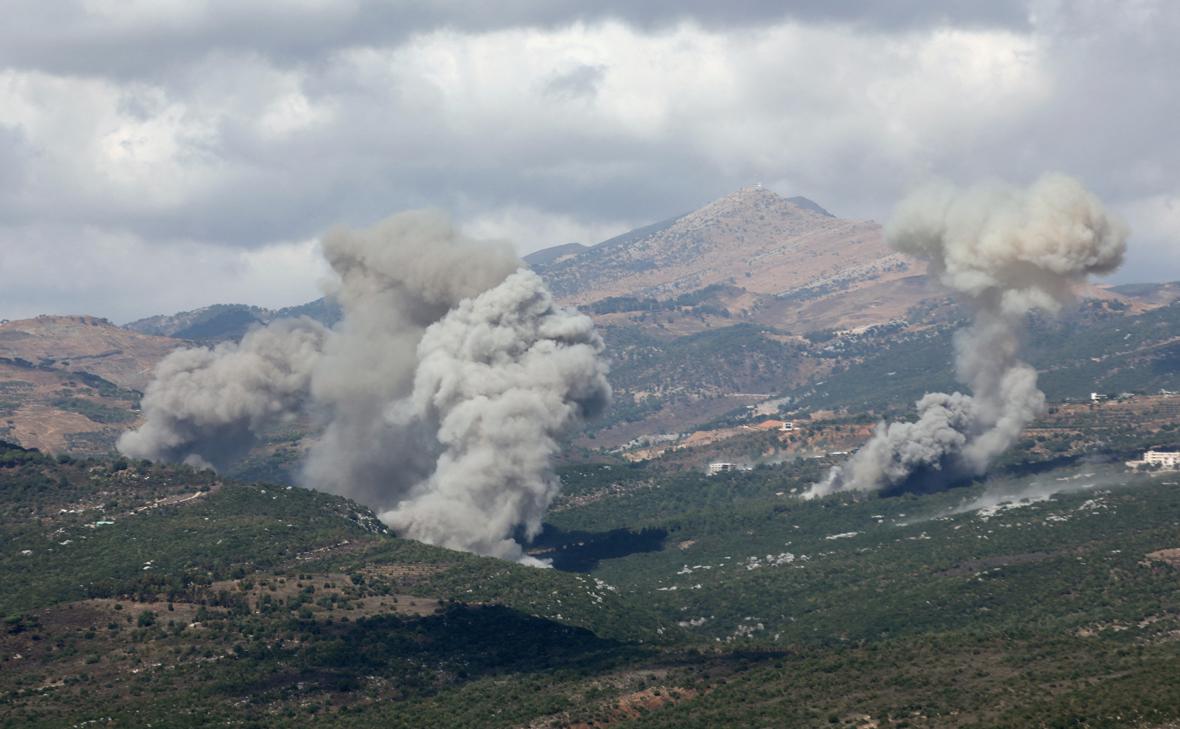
1, 1, 1177, 322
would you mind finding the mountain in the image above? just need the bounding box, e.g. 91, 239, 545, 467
5, 196, 1180, 726
522, 241, 588, 267
513, 189, 1180, 447
0, 315, 180, 392
531, 186, 920, 328
125, 299, 342, 343
784, 194, 834, 217
125, 303, 270, 341
1108, 280, 1180, 308
0, 316, 183, 453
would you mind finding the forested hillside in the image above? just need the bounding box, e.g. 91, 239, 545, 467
6, 439, 1180, 727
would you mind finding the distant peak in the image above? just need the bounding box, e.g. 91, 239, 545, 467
728, 184, 778, 198
712, 187, 834, 218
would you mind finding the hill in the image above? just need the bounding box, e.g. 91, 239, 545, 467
6, 435, 1180, 726
0, 317, 184, 453
522, 242, 589, 267
0, 442, 683, 727
0, 315, 180, 392
125, 299, 342, 343
530, 186, 922, 330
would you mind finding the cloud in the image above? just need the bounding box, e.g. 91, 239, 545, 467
0, 225, 329, 323
542, 64, 608, 100
1, 2, 1178, 320
0, 2, 1032, 81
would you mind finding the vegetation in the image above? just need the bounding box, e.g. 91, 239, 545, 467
5, 434, 1180, 727
790, 301, 1180, 414
50, 396, 136, 424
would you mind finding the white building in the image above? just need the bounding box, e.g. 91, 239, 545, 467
1127, 449, 1180, 470
708, 462, 752, 476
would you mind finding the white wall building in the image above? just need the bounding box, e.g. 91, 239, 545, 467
708, 462, 752, 475
1127, 449, 1180, 470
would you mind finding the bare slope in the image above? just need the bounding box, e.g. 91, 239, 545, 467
0, 315, 180, 391
0, 316, 183, 453
534, 186, 921, 317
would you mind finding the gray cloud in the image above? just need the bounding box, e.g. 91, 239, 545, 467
300, 211, 522, 509
381, 269, 610, 563
1, 1, 1178, 321
0, 2, 1031, 80
543, 64, 608, 101
116, 317, 328, 469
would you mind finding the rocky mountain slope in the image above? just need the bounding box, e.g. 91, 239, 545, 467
3, 187, 1175, 459
0, 316, 184, 453
0, 315, 180, 391
530, 186, 923, 330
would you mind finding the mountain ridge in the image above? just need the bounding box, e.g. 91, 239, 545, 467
529, 186, 914, 319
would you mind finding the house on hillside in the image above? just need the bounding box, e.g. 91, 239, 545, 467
708, 462, 752, 476
1127, 449, 1180, 470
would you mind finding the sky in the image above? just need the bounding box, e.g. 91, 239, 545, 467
1, 1, 1178, 322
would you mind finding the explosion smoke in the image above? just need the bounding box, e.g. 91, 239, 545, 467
381, 269, 610, 564
805, 174, 1127, 499
116, 318, 327, 470
300, 212, 521, 510
118, 211, 610, 564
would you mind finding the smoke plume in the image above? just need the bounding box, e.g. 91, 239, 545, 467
118, 211, 610, 564
116, 318, 327, 470
300, 212, 521, 509
805, 174, 1127, 499
381, 269, 610, 564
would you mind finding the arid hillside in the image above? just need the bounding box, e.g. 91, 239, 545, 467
0, 316, 182, 453
0, 315, 180, 391
531, 186, 927, 332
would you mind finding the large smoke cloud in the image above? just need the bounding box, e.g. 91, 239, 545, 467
300, 212, 521, 509
118, 211, 610, 564
116, 318, 328, 470
805, 174, 1127, 499
382, 270, 610, 564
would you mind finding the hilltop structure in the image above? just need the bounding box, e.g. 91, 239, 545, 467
1127, 449, 1180, 470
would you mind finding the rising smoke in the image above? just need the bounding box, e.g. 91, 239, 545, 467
805, 174, 1127, 499
381, 269, 610, 564
118, 211, 610, 564
300, 212, 521, 510
117, 318, 328, 470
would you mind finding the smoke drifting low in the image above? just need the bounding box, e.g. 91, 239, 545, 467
805, 174, 1127, 499
118, 211, 610, 564
117, 319, 327, 470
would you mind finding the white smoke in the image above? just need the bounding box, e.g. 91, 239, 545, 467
381, 270, 610, 564
805, 174, 1127, 499
300, 212, 522, 509
116, 318, 328, 470
118, 211, 610, 564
